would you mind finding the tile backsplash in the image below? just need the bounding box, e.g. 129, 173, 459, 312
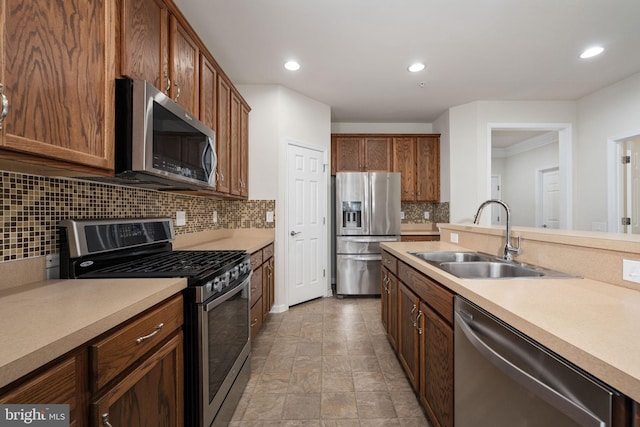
401, 201, 449, 224
0, 171, 275, 262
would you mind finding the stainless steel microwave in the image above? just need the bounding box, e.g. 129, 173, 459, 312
114, 78, 217, 190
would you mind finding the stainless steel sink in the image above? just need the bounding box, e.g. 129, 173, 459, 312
411, 251, 495, 263
409, 251, 578, 279
439, 261, 544, 279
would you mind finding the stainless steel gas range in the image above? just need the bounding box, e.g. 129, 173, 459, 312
59, 218, 251, 427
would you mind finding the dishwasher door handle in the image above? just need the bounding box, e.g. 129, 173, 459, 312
455, 311, 606, 427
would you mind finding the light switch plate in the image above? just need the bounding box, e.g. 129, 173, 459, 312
176, 211, 186, 226
266, 211, 274, 222
212, 211, 218, 223
424, 211, 430, 220
623, 259, 640, 284
400, 211, 405, 220
450, 232, 459, 243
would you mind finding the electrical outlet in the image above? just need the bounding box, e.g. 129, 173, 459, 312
266, 211, 274, 223
212, 211, 218, 223
450, 232, 459, 243
176, 211, 186, 226
400, 211, 405, 220
623, 259, 640, 284
424, 211, 430, 220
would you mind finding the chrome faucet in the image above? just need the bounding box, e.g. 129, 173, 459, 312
473, 199, 521, 261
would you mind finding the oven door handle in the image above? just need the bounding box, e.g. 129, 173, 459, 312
204, 273, 251, 312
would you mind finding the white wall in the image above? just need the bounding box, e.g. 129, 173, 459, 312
576, 72, 640, 231
237, 84, 331, 312
433, 110, 450, 203
446, 101, 577, 223
331, 122, 433, 134
498, 141, 559, 227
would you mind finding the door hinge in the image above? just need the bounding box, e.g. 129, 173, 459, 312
622, 155, 631, 164
323, 164, 328, 172
323, 217, 326, 225
622, 217, 631, 226
323, 269, 326, 277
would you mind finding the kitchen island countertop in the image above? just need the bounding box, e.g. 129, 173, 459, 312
381, 240, 640, 403
0, 277, 186, 390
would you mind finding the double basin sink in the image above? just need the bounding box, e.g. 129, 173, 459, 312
410, 251, 577, 279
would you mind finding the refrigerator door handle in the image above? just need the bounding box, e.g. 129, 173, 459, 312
341, 254, 381, 262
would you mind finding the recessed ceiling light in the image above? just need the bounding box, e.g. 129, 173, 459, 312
284, 61, 301, 71
408, 63, 425, 73
580, 46, 604, 59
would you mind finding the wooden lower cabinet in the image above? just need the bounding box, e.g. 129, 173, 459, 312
381, 266, 398, 351
401, 235, 440, 242
397, 282, 420, 391
250, 242, 275, 337
382, 255, 455, 427
91, 332, 184, 427
420, 302, 454, 427
0, 295, 183, 427
0, 351, 87, 426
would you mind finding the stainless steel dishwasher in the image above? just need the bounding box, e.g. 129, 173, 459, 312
454, 296, 626, 427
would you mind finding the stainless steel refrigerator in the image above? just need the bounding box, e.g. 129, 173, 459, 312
335, 172, 401, 296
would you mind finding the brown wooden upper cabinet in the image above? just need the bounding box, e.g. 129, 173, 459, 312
331, 135, 392, 173
0, 0, 114, 175
393, 136, 440, 202
120, 0, 199, 116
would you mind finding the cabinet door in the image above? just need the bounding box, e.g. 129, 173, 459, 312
92, 332, 183, 427
0, 353, 86, 426
1, 0, 114, 171
268, 257, 275, 310
416, 136, 440, 202
169, 15, 199, 116
381, 267, 398, 352
393, 138, 417, 201
262, 259, 270, 321
230, 91, 242, 195
364, 137, 392, 171
240, 102, 250, 198
216, 76, 231, 193
120, 0, 169, 91
397, 282, 420, 391
334, 137, 364, 172
420, 303, 453, 427
199, 55, 217, 132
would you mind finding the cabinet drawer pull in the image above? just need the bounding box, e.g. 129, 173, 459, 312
135, 323, 164, 344
251, 318, 258, 327
101, 413, 113, 427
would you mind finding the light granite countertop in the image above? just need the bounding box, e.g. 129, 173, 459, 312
0, 278, 186, 389
381, 240, 640, 403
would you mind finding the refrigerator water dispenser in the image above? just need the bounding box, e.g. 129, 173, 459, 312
342, 201, 362, 229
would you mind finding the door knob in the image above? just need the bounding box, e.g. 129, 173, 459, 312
290, 231, 301, 236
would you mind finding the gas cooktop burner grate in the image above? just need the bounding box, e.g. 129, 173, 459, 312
90, 250, 246, 277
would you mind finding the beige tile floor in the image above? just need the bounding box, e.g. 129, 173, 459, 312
230, 296, 431, 426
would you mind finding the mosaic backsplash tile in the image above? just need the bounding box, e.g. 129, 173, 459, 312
0, 171, 275, 262
401, 201, 450, 224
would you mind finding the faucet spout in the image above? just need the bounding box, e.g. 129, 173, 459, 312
473, 199, 520, 261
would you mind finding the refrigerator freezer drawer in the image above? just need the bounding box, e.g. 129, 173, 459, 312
336, 254, 381, 295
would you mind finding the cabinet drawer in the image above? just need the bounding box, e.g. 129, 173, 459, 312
381, 251, 397, 275
250, 298, 263, 339
398, 262, 454, 324
90, 295, 183, 391
262, 243, 274, 260
250, 265, 263, 306
250, 251, 263, 269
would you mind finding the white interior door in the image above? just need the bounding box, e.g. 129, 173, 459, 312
287, 143, 327, 306
539, 167, 560, 229
626, 138, 640, 234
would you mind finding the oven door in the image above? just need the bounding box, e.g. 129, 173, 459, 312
200, 275, 251, 426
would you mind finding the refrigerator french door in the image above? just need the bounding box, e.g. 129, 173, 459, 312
335, 172, 400, 296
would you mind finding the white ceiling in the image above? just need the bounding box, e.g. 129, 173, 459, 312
173, 0, 640, 123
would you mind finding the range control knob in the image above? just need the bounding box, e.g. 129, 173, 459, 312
231, 266, 240, 281
212, 277, 224, 293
